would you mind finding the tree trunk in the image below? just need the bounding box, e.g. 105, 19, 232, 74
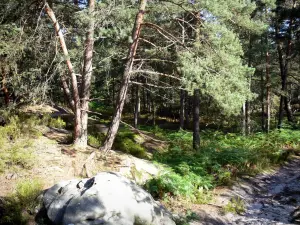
101, 0, 147, 151
76, 0, 95, 148
193, 89, 200, 150
184, 90, 190, 129
1, 66, 9, 107
241, 103, 246, 135
266, 50, 270, 132
60, 74, 75, 112
45, 3, 81, 144
261, 69, 265, 131
246, 100, 250, 135
180, 89, 185, 129
134, 77, 140, 128
276, 1, 295, 128
284, 96, 294, 122
152, 96, 156, 126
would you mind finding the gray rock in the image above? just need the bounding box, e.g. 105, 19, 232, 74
43, 172, 175, 225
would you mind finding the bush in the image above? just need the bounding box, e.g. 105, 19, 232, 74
88, 133, 105, 148
48, 117, 66, 129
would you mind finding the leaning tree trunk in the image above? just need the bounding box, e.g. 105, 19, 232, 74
193, 89, 200, 150
45, 3, 81, 144
101, 0, 147, 151
77, 0, 95, 148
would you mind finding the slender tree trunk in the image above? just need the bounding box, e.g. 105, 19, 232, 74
112, 76, 115, 107
241, 103, 246, 135
60, 74, 75, 112
77, 0, 95, 148
260, 37, 265, 131
101, 0, 147, 151
45, 3, 81, 143
180, 89, 185, 129
193, 89, 200, 150
276, 1, 295, 128
266, 50, 271, 132
261, 69, 265, 131
134, 77, 140, 128
284, 96, 294, 122
152, 96, 156, 126
246, 100, 251, 135
184, 90, 190, 129
1, 67, 9, 107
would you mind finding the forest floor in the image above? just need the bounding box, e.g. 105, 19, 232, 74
1, 122, 300, 224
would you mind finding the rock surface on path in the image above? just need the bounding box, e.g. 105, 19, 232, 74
191, 156, 300, 225
43, 172, 175, 225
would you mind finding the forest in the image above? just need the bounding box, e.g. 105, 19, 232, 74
1, 0, 300, 224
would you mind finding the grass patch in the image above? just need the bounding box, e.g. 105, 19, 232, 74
0, 114, 42, 173
223, 197, 245, 214
0, 179, 43, 225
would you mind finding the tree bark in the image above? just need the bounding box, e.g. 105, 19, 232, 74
1, 66, 9, 107
101, 0, 147, 151
241, 103, 246, 135
45, 3, 81, 144
60, 74, 75, 112
276, 0, 295, 128
180, 89, 185, 129
152, 95, 156, 126
76, 0, 95, 148
266, 50, 270, 132
246, 100, 250, 135
193, 89, 200, 150
134, 77, 140, 128
184, 90, 190, 129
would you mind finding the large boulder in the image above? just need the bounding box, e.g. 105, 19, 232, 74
43, 172, 175, 225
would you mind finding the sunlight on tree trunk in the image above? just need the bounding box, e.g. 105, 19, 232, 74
100, 0, 148, 152
77, 0, 95, 148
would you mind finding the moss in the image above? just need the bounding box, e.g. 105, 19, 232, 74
114, 137, 148, 159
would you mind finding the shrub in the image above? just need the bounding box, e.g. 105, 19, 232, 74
223, 197, 245, 214
88, 134, 105, 148
48, 117, 66, 129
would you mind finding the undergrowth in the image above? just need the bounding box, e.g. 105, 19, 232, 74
0, 114, 43, 173
143, 127, 300, 203
0, 179, 43, 225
